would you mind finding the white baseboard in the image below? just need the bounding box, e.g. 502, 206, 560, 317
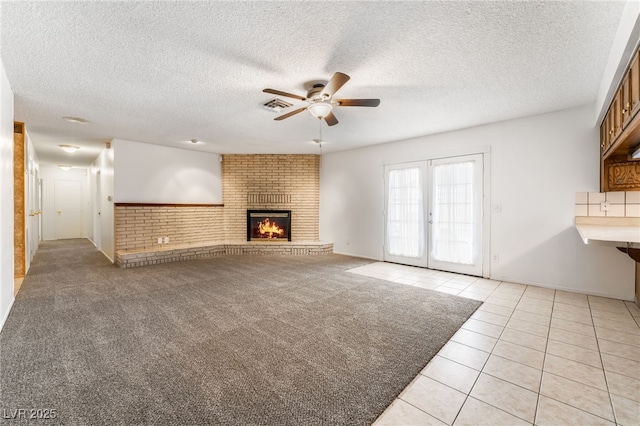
0, 296, 15, 334
332, 250, 381, 262
101, 250, 114, 263
85, 237, 113, 263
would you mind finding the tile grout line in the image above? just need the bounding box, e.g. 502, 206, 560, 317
532, 289, 556, 426
449, 280, 531, 425
623, 301, 640, 328
538, 372, 622, 424
589, 296, 620, 426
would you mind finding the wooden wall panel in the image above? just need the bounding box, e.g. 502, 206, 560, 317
13, 123, 25, 278
604, 155, 640, 191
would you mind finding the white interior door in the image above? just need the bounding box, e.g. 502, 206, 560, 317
93, 170, 101, 249
28, 163, 40, 264
428, 155, 483, 276
55, 179, 83, 239
37, 178, 42, 242
384, 155, 484, 276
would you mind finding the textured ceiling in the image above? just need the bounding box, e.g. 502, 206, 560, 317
0, 1, 626, 167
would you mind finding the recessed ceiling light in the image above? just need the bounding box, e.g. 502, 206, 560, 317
183, 139, 203, 145
59, 144, 80, 153
62, 116, 90, 124
58, 165, 72, 171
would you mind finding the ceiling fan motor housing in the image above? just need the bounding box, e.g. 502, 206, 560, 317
307, 84, 328, 102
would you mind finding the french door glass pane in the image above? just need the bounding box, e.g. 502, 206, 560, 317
431, 161, 475, 264
387, 168, 424, 258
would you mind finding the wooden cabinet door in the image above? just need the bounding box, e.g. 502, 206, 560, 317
612, 89, 623, 140
622, 71, 632, 127
602, 111, 609, 151
600, 121, 607, 154
608, 107, 617, 150
631, 51, 640, 119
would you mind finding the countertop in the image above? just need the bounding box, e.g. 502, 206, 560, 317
575, 217, 640, 246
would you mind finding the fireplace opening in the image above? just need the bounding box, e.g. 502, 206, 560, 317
247, 210, 291, 241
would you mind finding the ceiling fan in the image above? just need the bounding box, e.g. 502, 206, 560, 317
263, 72, 380, 126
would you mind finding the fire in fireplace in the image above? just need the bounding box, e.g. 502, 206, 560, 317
247, 210, 291, 241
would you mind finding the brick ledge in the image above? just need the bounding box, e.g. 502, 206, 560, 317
115, 241, 333, 268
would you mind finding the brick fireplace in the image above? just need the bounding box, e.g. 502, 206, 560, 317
221, 154, 319, 241
113, 154, 329, 267
247, 210, 291, 241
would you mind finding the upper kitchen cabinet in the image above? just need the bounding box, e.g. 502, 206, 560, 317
601, 47, 640, 192
630, 50, 640, 121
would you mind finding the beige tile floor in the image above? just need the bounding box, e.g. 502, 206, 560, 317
347, 262, 640, 426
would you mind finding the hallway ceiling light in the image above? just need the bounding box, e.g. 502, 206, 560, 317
180, 139, 203, 145
58, 165, 72, 171
62, 116, 90, 124
59, 144, 80, 153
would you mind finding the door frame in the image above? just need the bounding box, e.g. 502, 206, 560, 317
383, 147, 491, 278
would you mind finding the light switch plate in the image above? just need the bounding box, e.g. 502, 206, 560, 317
164, 237, 170, 243
157, 237, 163, 244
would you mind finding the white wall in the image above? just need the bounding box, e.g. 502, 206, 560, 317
40, 164, 89, 241
94, 145, 115, 261
320, 106, 635, 300
113, 139, 222, 204
0, 60, 14, 331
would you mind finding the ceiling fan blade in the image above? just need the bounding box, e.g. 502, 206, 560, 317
324, 111, 339, 126
263, 88, 306, 101
335, 99, 380, 107
321, 72, 350, 98
274, 107, 307, 121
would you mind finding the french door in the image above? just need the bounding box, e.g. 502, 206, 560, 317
384, 154, 484, 276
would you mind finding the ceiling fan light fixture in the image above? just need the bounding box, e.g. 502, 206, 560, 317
59, 144, 80, 153
307, 102, 333, 119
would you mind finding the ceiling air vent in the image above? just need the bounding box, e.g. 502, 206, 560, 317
263, 98, 293, 113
